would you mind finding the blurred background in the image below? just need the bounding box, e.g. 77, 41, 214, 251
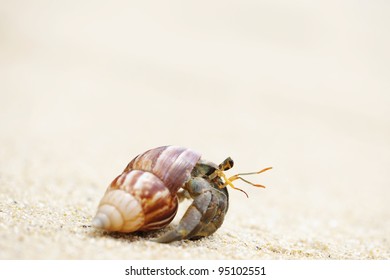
0, 0, 389, 258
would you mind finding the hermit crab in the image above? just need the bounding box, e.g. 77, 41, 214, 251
92, 146, 271, 243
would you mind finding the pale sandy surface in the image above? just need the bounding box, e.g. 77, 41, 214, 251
1, 1, 389, 259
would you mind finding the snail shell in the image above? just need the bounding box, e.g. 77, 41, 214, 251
92, 146, 201, 232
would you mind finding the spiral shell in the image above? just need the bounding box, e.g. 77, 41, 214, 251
92, 146, 201, 233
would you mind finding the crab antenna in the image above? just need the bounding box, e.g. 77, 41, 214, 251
218, 166, 272, 197
229, 175, 266, 188
235, 167, 273, 176
217, 171, 249, 198
227, 167, 272, 188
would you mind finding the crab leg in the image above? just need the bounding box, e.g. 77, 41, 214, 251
155, 177, 222, 243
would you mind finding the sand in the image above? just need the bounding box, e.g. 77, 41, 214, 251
1, 1, 389, 259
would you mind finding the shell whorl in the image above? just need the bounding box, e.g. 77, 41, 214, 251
92, 146, 201, 233
124, 146, 201, 194
93, 170, 179, 232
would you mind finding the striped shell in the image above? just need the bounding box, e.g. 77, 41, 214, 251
92, 146, 201, 232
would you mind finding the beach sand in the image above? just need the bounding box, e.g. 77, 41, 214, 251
1, 1, 389, 259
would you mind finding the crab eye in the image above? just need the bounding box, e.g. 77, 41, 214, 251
219, 157, 234, 171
